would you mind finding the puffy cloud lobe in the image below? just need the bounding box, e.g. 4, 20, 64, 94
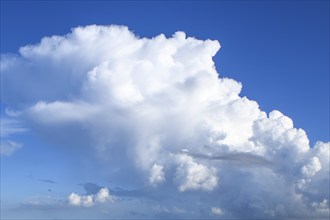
301, 157, 321, 177
1, 25, 329, 218
175, 154, 218, 192
68, 193, 93, 207
149, 163, 165, 187
95, 187, 113, 203
211, 207, 224, 215
68, 187, 113, 207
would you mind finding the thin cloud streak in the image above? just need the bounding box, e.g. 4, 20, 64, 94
181, 150, 273, 167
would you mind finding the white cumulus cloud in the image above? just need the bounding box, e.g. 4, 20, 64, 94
1, 25, 329, 218
68, 187, 114, 207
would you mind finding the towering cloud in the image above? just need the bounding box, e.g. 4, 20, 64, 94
1, 25, 329, 218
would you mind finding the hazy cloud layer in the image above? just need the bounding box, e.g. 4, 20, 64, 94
1, 25, 329, 218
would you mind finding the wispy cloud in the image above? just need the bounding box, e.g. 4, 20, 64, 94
0, 140, 22, 156
68, 187, 115, 207
0, 118, 27, 138
0, 118, 27, 156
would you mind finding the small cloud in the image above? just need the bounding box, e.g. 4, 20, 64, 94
68, 193, 94, 207
312, 199, 329, 216
175, 154, 218, 192
0, 140, 22, 156
0, 118, 27, 138
67, 187, 114, 207
68, 193, 82, 206
211, 207, 224, 215
39, 179, 56, 184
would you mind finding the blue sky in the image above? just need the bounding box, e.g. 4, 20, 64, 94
1, 0, 329, 219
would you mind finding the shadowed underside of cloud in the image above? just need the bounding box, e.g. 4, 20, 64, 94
0, 25, 329, 218
181, 150, 274, 167
38, 179, 56, 184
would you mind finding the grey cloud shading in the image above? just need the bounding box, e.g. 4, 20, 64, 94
181, 150, 273, 167
38, 179, 56, 184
